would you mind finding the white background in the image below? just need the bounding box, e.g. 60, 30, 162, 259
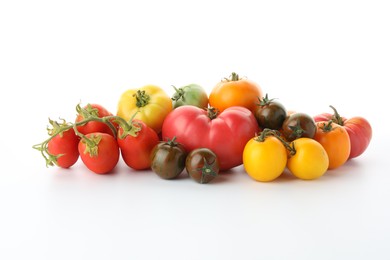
1, 0, 389, 259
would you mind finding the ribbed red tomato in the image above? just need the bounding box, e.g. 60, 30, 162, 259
161, 106, 259, 171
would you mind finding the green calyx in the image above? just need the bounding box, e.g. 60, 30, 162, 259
76, 103, 99, 119
319, 120, 334, 132
81, 134, 102, 157
116, 112, 142, 139
133, 90, 150, 108
197, 158, 218, 184
288, 121, 305, 139
171, 85, 185, 102
257, 93, 274, 106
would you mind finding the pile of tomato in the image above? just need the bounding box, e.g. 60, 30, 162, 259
33, 73, 372, 183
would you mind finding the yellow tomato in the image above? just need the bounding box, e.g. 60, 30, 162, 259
287, 138, 329, 180
243, 136, 287, 182
117, 85, 172, 134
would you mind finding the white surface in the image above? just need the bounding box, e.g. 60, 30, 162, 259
1, 1, 389, 259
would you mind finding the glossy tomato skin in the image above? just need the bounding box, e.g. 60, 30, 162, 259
287, 138, 329, 180
314, 121, 350, 169
76, 103, 117, 136
47, 128, 80, 168
282, 113, 316, 142
254, 95, 287, 130
162, 106, 260, 171
172, 84, 208, 109
78, 133, 120, 174
185, 148, 219, 184
314, 109, 372, 159
151, 140, 187, 179
117, 120, 159, 170
243, 135, 287, 182
209, 72, 263, 113
117, 85, 172, 134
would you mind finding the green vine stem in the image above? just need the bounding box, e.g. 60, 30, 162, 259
33, 105, 140, 167
256, 128, 296, 156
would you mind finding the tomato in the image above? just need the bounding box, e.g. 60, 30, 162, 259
287, 138, 329, 180
185, 148, 219, 184
75, 103, 117, 136
243, 132, 287, 182
172, 84, 209, 109
117, 119, 159, 170
314, 121, 350, 169
209, 72, 263, 113
314, 106, 372, 159
151, 138, 187, 179
78, 133, 120, 174
47, 128, 80, 168
162, 106, 259, 171
117, 85, 172, 134
254, 94, 287, 130
282, 112, 316, 141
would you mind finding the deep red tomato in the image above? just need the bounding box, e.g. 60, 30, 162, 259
117, 119, 159, 170
75, 103, 117, 136
47, 128, 80, 168
78, 133, 120, 174
314, 106, 372, 159
161, 106, 260, 171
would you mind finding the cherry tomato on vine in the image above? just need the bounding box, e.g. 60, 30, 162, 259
314, 121, 350, 169
171, 84, 208, 109
254, 94, 287, 130
287, 138, 329, 180
117, 85, 172, 134
47, 127, 80, 168
282, 112, 316, 141
78, 133, 120, 174
75, 103, 117, 137
243, 131, 287, 182
209, 72, 263, 113
117, 119, 159, 170
162, 106, 259, 171
314, 106, 372, 159
185, 148, 219, 184
151, 138, 187, 180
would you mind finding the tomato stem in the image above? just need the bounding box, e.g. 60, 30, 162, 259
207, 107, 219, 120
329, 105, 344, 125
171, 85, 185, 102
223, 72, 241, 82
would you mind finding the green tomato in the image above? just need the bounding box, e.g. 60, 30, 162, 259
171, 84, 209, 109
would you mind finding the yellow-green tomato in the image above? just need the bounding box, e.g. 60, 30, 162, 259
287, 138, 329, 180
243, 136, 287, 182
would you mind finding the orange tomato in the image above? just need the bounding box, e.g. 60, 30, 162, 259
314, 121, 351, 169
209, 72, 263, 113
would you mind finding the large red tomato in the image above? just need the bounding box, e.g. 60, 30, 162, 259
161, 106, 259, 171
314, 106, 372, 159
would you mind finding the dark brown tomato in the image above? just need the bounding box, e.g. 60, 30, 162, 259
282, 112, 316, 141
254, 94, 287, 130
150, 138, 187, 180
185, 148, 220, 184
